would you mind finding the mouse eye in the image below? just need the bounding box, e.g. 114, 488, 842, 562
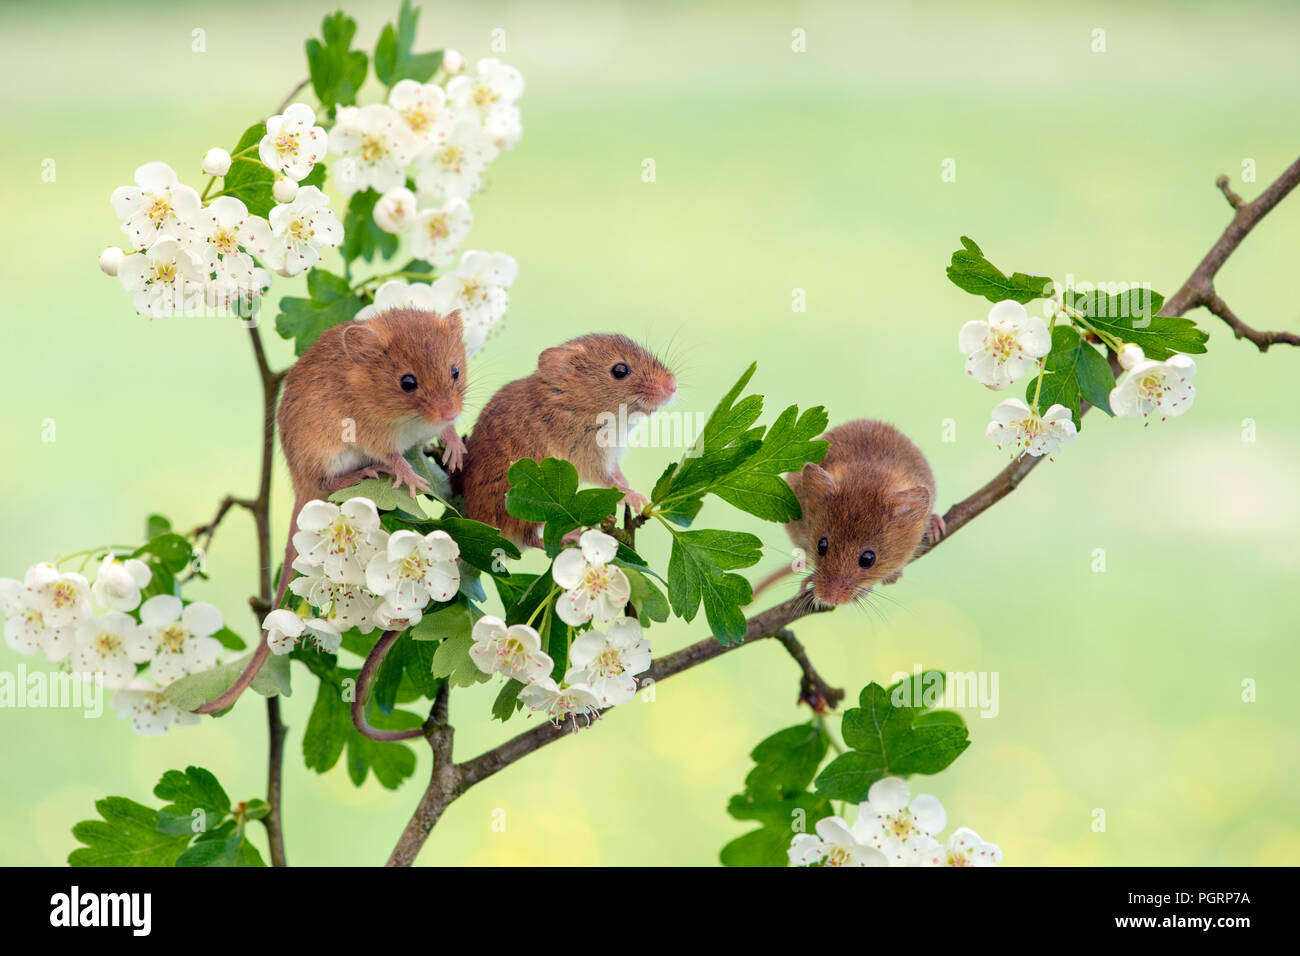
400, 373, 418, 392
610, 362, 630, 379
859, 550, 876, 569
451, 365, 460, 382
816, 537, 828, 557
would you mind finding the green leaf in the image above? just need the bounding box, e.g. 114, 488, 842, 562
301, 665, 421, 790
1075, 342, 1116, 414
430, 632, 490, 688
374, 0, 444, 87
68, 798, 192, 867
1025, 367, 1081, 428
211, 626, 247, 652
665, 528, 761, 644
711, 404, 829, 522
418, 517, 520, 575
622, 565, 669, 625
373, 631, 442, 713
1032, 324, 1115, 422
161, 649, 291, 713
175, 828, 265, 867
276, 268, 367, 357
946, 235, 1054, 304
303, 678, 349, 774
1068, 288, 1209, 359
329, 476, 428, 519
347, 701, 421, 788
814, 673, 970, 801
409, 596, 474, 643
306, 11, 368, 113
492, 679, 526, 722
153, 766, 231, 835
145, 513, 171, 539
505, 458, 623, 556
720, 825, 803, 867
341, 189, 400, 265
133, 532, 192, 574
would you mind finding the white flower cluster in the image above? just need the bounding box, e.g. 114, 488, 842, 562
102, 104, 344, 318
469, 529, 651, 725
959, 299, 1198, 459
788, 777, 1001, 868
351, 59, 524, 356
280, 497, 461, 643
1, 556, 225, 735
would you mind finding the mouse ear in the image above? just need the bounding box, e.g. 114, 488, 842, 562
339, 321, 383, 364
435, 309, 464, 337
890, 485, 931, 519
799, 462, 836, 500
538, 343, 578, 378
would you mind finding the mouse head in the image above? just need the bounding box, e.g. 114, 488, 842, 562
797, 462, 932, 606
536, 333, 677, 417
340, 307, 467, 428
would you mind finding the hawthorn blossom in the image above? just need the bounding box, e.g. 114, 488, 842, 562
372, 186, 419, 234
564, 617, 650, 706
185, 196, 274, 284
329, 104, 419, 197
0, 570, 77, 661
116, 236, 206, 318
552, 530, 630, 628
412, 119, 498, 203
90, 554, 151, 612
372, 599, 424, 631
99, 247, 126, 276
407, 197, 473, 268
959, 300, 1052, 390
111, 679, 200, 735
1109, 345, 1197, 420
71, 611, 140, 688
788, 816, 890, 867
354, 279, 437, 321
110, 162, 201, 249
288, 574, 381, 634
389, 79, 454, 144
262, 608, 341, 656
468, 615, 553, 682
23, 563, 91, 628
986, 398, 1078, 458
518, 676, 602, 727
291, 498, 384, 585
201, 147, 232, 177
917, 827, 1003, 867
128, 595, 223, 687
855, 777, 947, 865
445, 58, 524, 150
365, 530, 460, 614
273, 177, 298, 203
428, 250, 516, 356
262, 186, 343, 277
259, 103, 328, 182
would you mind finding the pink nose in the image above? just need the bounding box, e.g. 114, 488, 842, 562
815, 578, 855, 605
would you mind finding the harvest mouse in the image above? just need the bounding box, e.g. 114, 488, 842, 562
193, 307, 467, 713
754, 419, 945, 607
457, 333, 677, 546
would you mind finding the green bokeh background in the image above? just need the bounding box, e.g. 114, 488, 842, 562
2, 0, 1298, 866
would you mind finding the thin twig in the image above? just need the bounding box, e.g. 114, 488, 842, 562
270, 78, 310, 119
352, 630, 427, 742
264, 696, 287, 866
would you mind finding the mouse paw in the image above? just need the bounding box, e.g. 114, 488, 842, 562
924, 512, 947, 545
617, 488, 649, 513
439, 426, 466, 474
386, 456, 431, 499
560, 528, 584, 546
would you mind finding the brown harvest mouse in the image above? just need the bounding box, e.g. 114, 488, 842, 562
755, 419, 945, 607
457, 333, 677, 546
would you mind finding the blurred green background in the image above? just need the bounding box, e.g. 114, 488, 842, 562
2, 0, 1298, 866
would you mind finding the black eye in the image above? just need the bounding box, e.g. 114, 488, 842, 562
817, 537, 828, 556
451, 365, 460, 382
859, 550, 876, 569
610, 362, 630, 379
400, 374, 418, 392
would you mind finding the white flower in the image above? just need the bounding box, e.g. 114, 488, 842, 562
71, 611, 140, 688
201, 147, 232, 177
23, 563, 91, 628
446, 58, 524, 149
855, 777, 947, 865
329, 103, 419, 197
1109, 346, 1197, 420
468, 615, 553, 682
110, 161, 202, 249
788, 816, 890, 867
442, 49, 465, 75
552, 530, 630, 628
263, 186, 343, 277
1117, 343, 1144, 369
273, 177, 298, 203
116, 236, 206, 318
388, 79, 454, 144
354, 279, 438, 321
372, 186, 419, 234
959, 300, 1052, 390
0, 570, 77, 661
917, 827, 1003, 867
407, 197, 473, 268
128, 595, 223, 687
564, 617, 650, 706
289, 574, 381, 634
412, 119, 498, 203
185, 196, 274, 286
986, 398, 1078, 458
111, 679, 200, 735
99, 247, 125, 276
428, 250, 516, 356
518, 677, 602, 726
372, 599, 424, 631
90, 554, 152, 612
262, 608, 341, 656
259, 103, 328, 182
292, 498, 384, 585
365, 529, 460, 614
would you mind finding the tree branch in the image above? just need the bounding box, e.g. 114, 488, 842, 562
264, 695, 287, 866
352, 630, 428, 742
387, 686, 457, 866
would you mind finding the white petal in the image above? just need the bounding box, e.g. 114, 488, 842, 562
578, 529, 618, 566
181, 601, 223, 637
140, 594, 181, 628
866, 776, 911, 814
551, 549, 587, 589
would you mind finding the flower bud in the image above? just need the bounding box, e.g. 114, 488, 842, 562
273, 177, 298, 203
1117, 343, 1145, 370
99, 247, 126, 276
373, 187, 418, 234
442, 49, 465, 75
201, 147, 232, 177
